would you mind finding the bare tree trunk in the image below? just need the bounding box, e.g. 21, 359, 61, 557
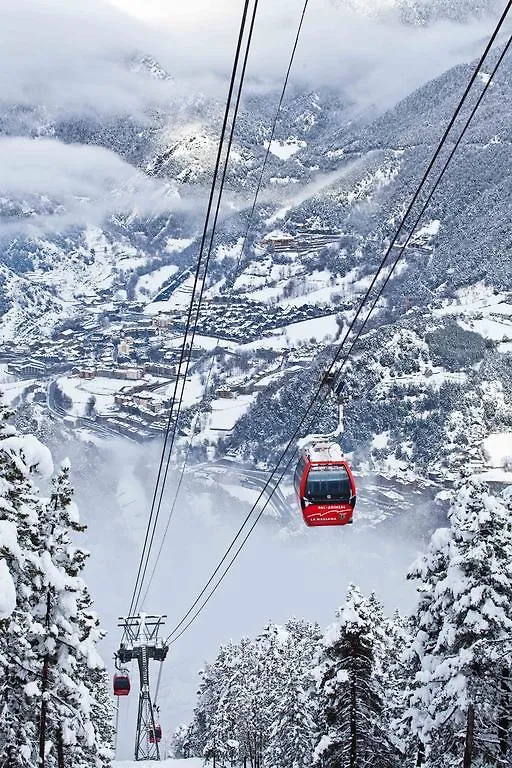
57, 727, 65, 768
246, 733, 254, 768
350, 669, 357, 768
497, 666, 510, 758
416, 739, 425, 766
39, 655, 50, 768
39, 560, 53, 768
463, 704, 475, 768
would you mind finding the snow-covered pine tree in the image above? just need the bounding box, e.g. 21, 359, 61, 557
31, 461, 114, 768
246, 623, 287, 768
188, 621, 321, 768
403, 511, 454, 766
170, 723, 192, 759
314, 585, 396, 768
190, 640, 247, 765
211, 648, 244, 767
0, 400, 113, 768
370, 601, 414, 762
385, 611, 419, 765
74, 594, 115, 768
0, 404, 50, 767
407, 473, 512, 767
264, 619, 320, 768
225, 636, 255, 767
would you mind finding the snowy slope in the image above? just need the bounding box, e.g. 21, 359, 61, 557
117, 760, 202, 768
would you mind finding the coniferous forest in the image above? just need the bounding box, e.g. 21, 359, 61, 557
0, 401, 114, 768
1, 384, 511, 768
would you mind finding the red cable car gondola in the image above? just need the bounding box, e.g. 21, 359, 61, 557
149, 724, 162, 744
294, 388, 356, 527
294, 443, 356, 526
113, 672, 131, 696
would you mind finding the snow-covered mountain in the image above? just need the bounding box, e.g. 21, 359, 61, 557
1, 2, 511, 488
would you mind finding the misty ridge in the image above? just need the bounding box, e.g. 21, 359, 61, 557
0, 0, 504, 236
0, 0, 507, 326
0, 0, 511, 468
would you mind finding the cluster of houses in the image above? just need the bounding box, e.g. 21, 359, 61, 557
3, 270, 330, 440
114, 391, 166, 418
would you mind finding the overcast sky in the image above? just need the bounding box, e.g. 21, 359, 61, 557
0, 0, 503, 118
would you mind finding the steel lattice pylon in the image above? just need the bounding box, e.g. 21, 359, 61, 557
117, 615, 169, 761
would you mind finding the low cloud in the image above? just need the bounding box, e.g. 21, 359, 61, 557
0, 0, 507, 238
0, 0, 174, 120
0, 0, 506, 125
111, 0, 505, 111
0, 137, 181, 236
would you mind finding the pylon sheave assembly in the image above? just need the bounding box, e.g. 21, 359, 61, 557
116, 615, 169, 761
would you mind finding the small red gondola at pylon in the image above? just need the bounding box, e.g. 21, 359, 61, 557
113, 672, 131, 696
294, 441, 356, 527
149, 724, 162, 744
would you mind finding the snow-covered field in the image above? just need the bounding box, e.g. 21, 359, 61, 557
57, 375, 154, 417
476, 433, 512, 484
165, 334, 237, 353
264, 138, 306, 160
240, 314, 340, 352
283, 314, 339, 344
136, 265, 179, 300
482, 432, 512, 469
207, 393, 257, 435
166, 238, 194, 254
156, 372, 204, 409
0, 377, 37, 405
117, 759, 203, 768
144, 276, 204, 315
434, 283, 512, 347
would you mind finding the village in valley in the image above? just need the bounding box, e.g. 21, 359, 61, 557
1, 231, 346, 443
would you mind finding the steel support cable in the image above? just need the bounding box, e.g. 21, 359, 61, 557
237, 0, 310, 264
131, 0, 260, 616
139, 363, 216, 609
168, 457, 292, 646
139, 0, 310, 609
333, 34, 512, 382
164, 5, 511, 644
125, 0, 252, 621
133, 0, 260, 615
